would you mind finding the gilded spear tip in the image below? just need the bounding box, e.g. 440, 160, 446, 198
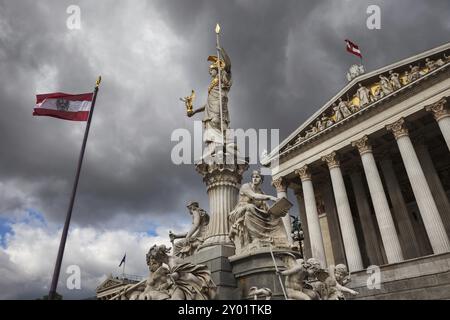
215, 23, 221, 34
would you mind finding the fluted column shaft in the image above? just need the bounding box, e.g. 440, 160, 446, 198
426, 98, 450, 151
204, 182, 238, 245
352, 136, 404, 263
196, 162, 249, 249
296, 166, 326, 267
322, 152, 363, 271
380, 158, 420, 259
387, 119, 450, 254
415, 142, 450, 236
321, 182, 347, 265
350, 170, 385, 266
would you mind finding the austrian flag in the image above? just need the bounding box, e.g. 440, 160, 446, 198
34, 92, 94, 121
345, 39, 363, 59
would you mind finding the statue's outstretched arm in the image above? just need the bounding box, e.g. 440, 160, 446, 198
244, 186, 278, 202
280, 265, 303, 276
336, 283, 358, 295
188, 105, 206, 117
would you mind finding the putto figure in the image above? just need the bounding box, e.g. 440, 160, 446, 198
169, 202, 210, 258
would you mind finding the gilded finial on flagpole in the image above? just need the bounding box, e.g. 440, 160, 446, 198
215, 23, 221, 35
96, 76, 102, 88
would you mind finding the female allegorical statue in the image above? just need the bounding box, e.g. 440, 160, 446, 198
184, 47, 236, 159
229, 170, 291, 253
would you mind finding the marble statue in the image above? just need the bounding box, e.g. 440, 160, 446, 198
408, 64, 420, 82
337, 98, 352, 118
425, 58, 437, 71
379, 75, 394, 96
389, 70, 402, 90
315, 119, 325, 132
248, 287, 273, 300
169, 202, 209, 258
273, 252, 358, 300
346, 64, 365, 82
323, 114, 334, 128
113, 244, 216, 300
357, 83, 372, 107
278, 253, 311, 300
304, 125, 318, 139
324, 264, 358, 300
332, 103, 343, 122
228, 170, 290, 254
185, 47, 235, 160
304, 258, 328, 300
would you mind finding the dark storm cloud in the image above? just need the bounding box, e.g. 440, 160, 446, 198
0, 0, 449, 230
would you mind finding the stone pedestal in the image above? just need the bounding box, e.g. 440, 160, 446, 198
196, 160, 249, 249
229, 248, 300, 300
183, 245, 238, 300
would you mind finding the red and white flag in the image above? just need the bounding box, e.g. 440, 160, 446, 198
34, 92, 94, 121
345, 39, 362, 59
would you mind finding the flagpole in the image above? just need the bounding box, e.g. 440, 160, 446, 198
122, 255, 126, 279
48, 76, 102, 300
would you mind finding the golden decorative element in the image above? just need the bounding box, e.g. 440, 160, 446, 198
208, 77, 219, 94
272, 177, 287, 193
351, 96, 361, 108
425, 98, 449, 121
370, 83, 381, 97
352, 136, 372, 155
386, 118, 409, 140
207, 55, 225, 70
321, 152, 340, 169
295, 165, 311, 182
180, 90, 196, 115
215, 23, 221, 34
96, 76, 102, 88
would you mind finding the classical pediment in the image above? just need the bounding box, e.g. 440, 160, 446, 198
263, 42, 450, 164
96, 277, 125, 293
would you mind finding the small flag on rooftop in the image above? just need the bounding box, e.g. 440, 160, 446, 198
119, 254, 126, 267
345, 39, 363, 59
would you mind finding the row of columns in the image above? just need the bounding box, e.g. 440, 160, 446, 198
281, 98, 450, 271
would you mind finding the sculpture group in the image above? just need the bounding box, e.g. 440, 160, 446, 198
111, 244, 216, 300
277, 254, 358, 300
112, 28, 363, 301
295, 54, 449, 146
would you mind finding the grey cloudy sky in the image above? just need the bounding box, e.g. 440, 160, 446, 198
0, 0, 449, 299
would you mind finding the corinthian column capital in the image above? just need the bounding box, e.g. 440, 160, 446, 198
425, 98, 450, 121
321, 152, 340, 169
386, 118, 409, 140
272, 177, 287, 193
295, 165, 311, 182
352, 135, 372, 155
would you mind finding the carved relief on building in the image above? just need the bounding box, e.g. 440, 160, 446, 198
281, 52, 450, 154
